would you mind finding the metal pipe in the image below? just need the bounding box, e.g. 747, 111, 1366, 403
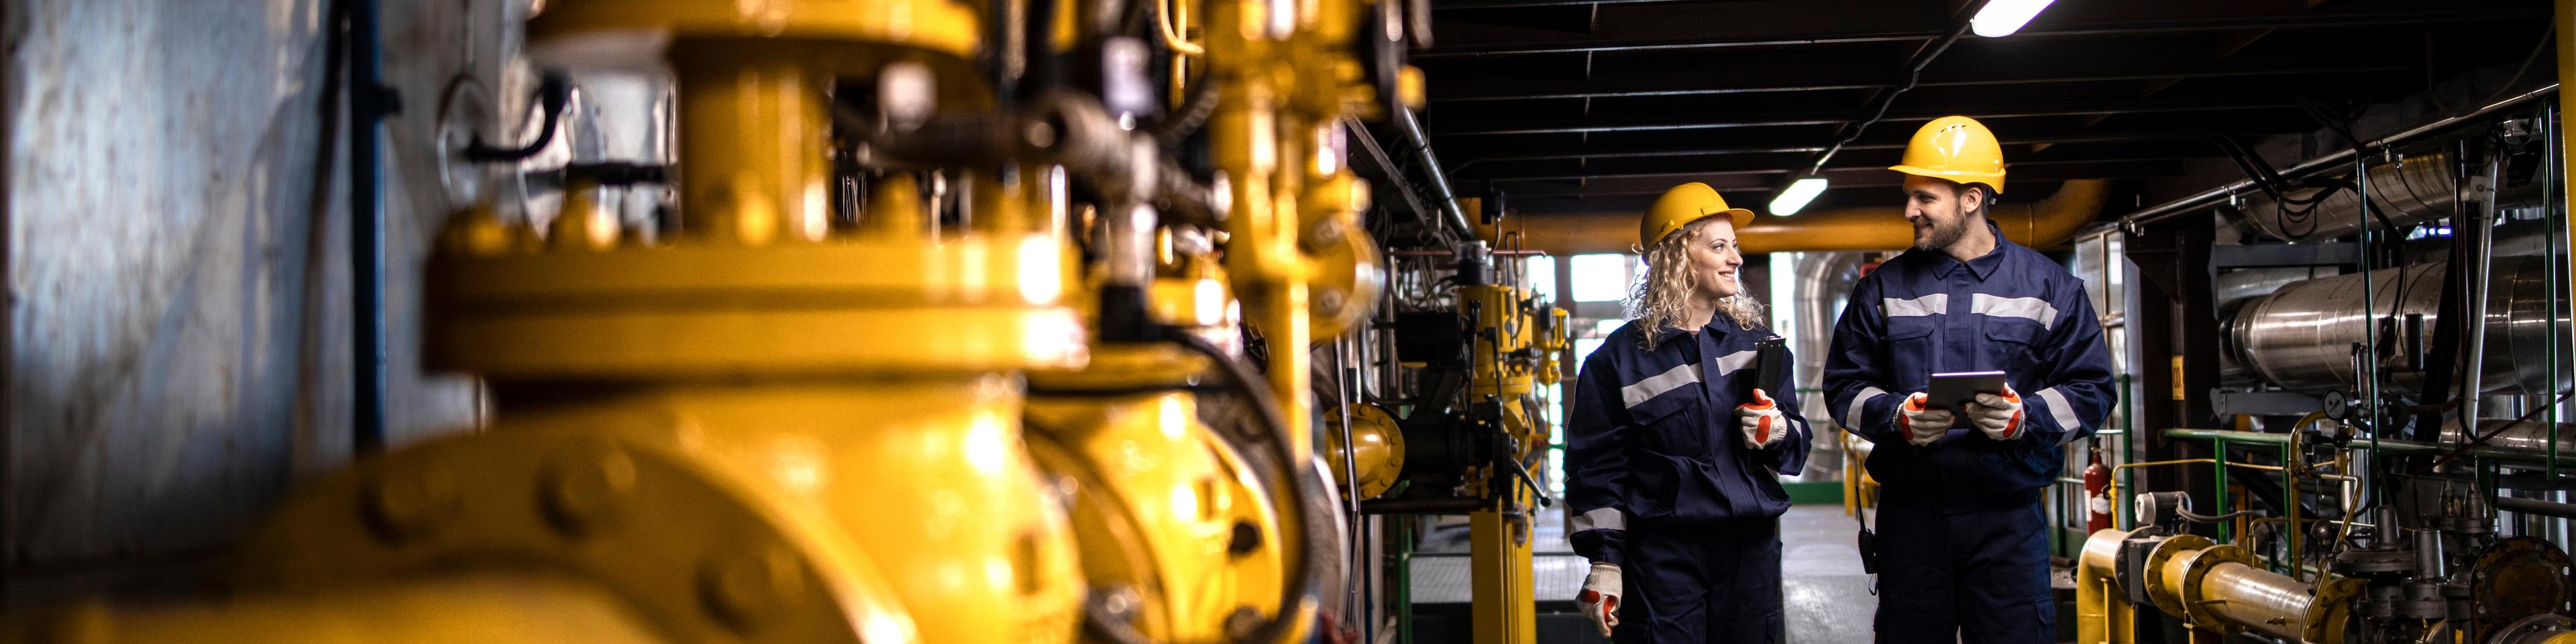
1799, 0, 1990, 176
1503, 178, 2108, 255
2227, 150, 2469, 244
2223, 257, 2561, 396
2124, 84, 2560, 228
2167, 428, 2576, 467
2496, 494, 2576, 519
2201, 561, 2318, 641
348, 0, 390, 453
1345, 115, 1434, 229
9, 574, 670, 644
1359, 497, 1489, 515
2463, 148, 2499, 429
1394, 107, 1476, 241
2544, 0, 2565, 486
2438, 420, 2576, 460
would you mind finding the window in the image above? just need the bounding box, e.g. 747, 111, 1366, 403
1569, 254, 1634, 303
1524, 256, 1558, 302
1574, 337, 1607, 366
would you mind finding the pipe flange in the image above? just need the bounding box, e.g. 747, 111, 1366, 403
2143, 533, 2214, 618
2171, 544, 2256, 635
233, 431, 927, 644
2468, 536, 2576, 643
427, 240, 1089, 378
2304, 576, 2369, 644
2332, 546, 2417, 577
2486, 614, 2575, 644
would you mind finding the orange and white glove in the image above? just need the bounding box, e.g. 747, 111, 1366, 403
1578, 562, 1621, 637
1967, 385, 2025, 441
1899, 392, 1953, 446
1737, 388, 1788, 449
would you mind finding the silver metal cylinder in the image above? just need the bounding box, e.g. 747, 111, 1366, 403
2232, 150, 2457, 243
2437, 419, 2576, 455
2215, 266, 2337, 386
2201, 561, 2316, 641
2225, 256, 2562, 395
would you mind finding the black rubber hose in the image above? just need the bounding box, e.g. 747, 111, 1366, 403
2177, 508, 2268, 524
1164, 330, 1336, 644
466, 73, 572, 162
1146, 78, 1221, 145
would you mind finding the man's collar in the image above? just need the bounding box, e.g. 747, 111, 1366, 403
1927, 221, 2010, 281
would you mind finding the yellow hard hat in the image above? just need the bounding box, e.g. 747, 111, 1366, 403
1889, 115, 2006, 195
1640, 182, 1754, 248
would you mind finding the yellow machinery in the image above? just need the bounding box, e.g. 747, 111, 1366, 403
1328, 246, 1569, 644
2075, 529, 2367, 644
5, 0, 1416, 641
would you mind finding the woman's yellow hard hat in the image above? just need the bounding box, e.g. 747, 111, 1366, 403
1641, 182, 1755, 248
1888, 115, 2006, 195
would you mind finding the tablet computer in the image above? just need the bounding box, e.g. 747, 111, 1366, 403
1750, 337, 1786, 399
1925, 371, 2008, 412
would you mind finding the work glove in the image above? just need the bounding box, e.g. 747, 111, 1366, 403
1737, 388, 1788, 449
1966, 385, 2025, 441
1898, 392, 1952, 446
1578, 562, 1621, 638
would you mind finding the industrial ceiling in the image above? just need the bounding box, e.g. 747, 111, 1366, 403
1387, 0, 2553, 226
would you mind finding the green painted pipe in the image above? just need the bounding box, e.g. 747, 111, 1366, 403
2163, 428, 2576, 466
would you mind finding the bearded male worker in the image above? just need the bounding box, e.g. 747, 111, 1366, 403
1822, 115, 2117, 644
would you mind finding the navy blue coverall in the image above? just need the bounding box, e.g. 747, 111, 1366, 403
1823, 223, 2118, 644
1566, 317, 1813, 644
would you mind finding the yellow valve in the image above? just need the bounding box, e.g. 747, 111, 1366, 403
547, 180, 622, 251
1533, 307, 1569, 387
8, 575, 668, 644
1456, 284, 1536, 398
527, 0, 981, 59
1024, 376, 1288, 643
436, 203, 539, 258
1324, 403, 1406, 500
1305, 213, 1385, 341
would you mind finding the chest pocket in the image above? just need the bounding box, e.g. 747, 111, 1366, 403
1626, 391, 1708, 456
1983, 323, 2042, 376
1882, 317, 1937, 392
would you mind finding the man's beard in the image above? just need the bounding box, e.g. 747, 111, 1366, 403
1914, 213, 1972, 252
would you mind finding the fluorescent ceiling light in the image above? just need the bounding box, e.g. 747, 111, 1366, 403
1769, 177, 1829, 216
1970, 0, 2059, 38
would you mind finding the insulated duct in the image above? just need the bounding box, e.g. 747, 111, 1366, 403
2438, 419, 2576, 455
1499, 179, 2108, 256
2223, 256, 2563, 396
2230, 150, 2459, 243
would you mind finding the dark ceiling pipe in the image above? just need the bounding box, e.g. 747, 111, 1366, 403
345, 0, 393, 454
2123, 84, 2559, 227
1395, 107, 1478, 241
1797, 0, 1992, 178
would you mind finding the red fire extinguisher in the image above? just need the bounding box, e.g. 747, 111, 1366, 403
2083, 444, 2114, 533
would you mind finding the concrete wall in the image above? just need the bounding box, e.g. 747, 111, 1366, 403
3, 0, 515, 599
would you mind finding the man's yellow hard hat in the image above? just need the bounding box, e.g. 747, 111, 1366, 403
1889, 115, 2006, 195
1640, 182, 1754, 248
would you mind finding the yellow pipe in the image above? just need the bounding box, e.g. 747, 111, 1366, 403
7, 576, 665, 644
2076, 528, 2136, 644
2561, 0, 2576, 368
1497, 178, 2108, 256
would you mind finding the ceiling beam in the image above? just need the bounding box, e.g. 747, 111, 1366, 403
1428, 97, 2316, 136
1430, 60, 2410, 102
1468, 157, 2187, 184
1418, 5, 2540, 58
1446, 130, 2263, 165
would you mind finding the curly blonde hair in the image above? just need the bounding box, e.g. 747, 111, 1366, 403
1626, 218, 1766, 352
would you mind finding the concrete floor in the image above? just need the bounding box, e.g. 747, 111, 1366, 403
1410, 504, 1879, 643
